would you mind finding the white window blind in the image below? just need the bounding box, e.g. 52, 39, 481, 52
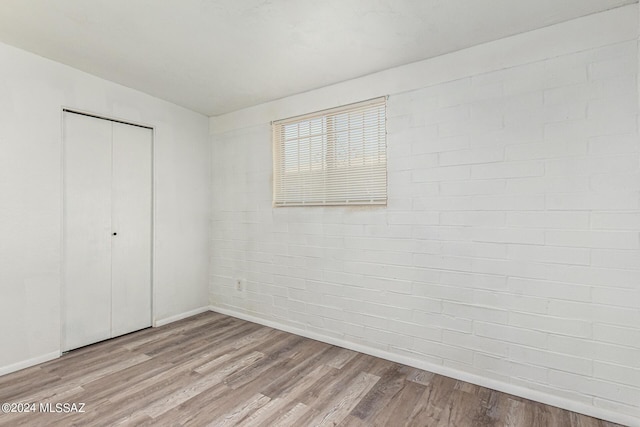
273, 97, 387, 206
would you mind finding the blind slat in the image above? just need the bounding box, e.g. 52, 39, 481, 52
273, 98, 387, 207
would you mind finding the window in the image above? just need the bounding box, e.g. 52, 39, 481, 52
273, 97, 387, 206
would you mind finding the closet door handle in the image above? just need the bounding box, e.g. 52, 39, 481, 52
112, 232, 117, 236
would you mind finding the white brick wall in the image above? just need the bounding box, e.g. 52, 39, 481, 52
210, 8, 640, 425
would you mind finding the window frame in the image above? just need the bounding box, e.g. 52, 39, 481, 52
272, 97, 387, 207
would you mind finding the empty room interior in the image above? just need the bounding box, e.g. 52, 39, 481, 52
1, 0, 639, 426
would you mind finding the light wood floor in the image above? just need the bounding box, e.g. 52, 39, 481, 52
0, 312, 622, 427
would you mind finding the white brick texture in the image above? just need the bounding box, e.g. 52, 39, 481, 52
210, 23, 640, 425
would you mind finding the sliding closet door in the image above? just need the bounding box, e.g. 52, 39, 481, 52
111, 122, 152, 337
63, 112, 113, 351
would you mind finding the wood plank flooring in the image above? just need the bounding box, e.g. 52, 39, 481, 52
0, 312, 623, 426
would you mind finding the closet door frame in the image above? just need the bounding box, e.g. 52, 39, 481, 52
60, 108, 155, 351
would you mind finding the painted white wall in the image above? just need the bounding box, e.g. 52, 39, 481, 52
0, 41, 210, 374
209, 5, 640, 426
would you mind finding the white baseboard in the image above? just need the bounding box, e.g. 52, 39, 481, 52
154, 306, 210, 327
209, 305, 639, 427
0, 351, 61, 377
0, 307, 209, 377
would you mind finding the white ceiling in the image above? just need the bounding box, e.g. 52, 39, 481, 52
0, 0, 635, 116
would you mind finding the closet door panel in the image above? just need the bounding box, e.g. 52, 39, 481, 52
110, 122, 152, 337
62, 112, 113, 351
